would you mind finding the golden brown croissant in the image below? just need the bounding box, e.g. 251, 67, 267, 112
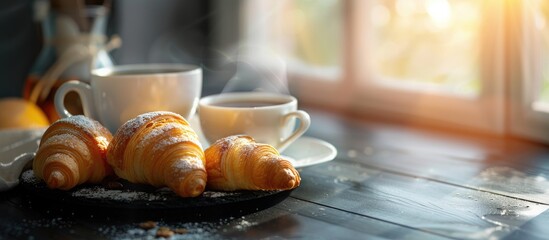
33, 115, 113, 190
107, 111, 207, 197
204, 135, 300, 191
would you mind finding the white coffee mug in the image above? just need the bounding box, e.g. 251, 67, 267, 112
198, 92, 311, 152
55, 64, 202, 133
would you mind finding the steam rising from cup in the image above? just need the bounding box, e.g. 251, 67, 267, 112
222, 51, 289, 95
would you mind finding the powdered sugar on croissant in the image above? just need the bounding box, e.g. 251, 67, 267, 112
33, 115, 113, 190
205, 135, 300, 191
107, 111, 207, 197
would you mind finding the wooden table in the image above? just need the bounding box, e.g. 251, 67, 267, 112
2, 108, 549, 239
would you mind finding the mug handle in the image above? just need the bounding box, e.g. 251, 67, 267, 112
54, 80, 98, 120
278, 110, 311, 152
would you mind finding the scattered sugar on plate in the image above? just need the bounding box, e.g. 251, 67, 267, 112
22, 170, 259, 202
202, 191, 239, 198
72, 187, 168, 201
21, 170, 40, 185
24, 170, 249, 200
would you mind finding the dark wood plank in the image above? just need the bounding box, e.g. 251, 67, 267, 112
222, 198, 449, 240
334, 150, 549, 205
306, 109, 549, 167
305, 110, 549, 205
292, 159, 549, 239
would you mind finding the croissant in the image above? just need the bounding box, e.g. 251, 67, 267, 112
204, 135, 300, 191
33, 115, 113, 190
107, 111, 207, 197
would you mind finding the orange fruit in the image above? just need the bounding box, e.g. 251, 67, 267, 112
0, 98, 50, 129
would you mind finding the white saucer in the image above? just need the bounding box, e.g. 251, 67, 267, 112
188, 117, 337, 168
280, 136, 337, 168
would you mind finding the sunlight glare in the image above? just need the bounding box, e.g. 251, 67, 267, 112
425, 0, 453, 29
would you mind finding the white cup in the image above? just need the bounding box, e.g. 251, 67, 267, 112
198, 92, 311, 152
55, 64, 202, 133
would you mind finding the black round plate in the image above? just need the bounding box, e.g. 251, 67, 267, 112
19, 170, 291, 221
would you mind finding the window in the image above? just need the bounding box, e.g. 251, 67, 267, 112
367, 0, 481, 97
238, 0, 549, 142
240, 0, 343, 81
510, 0, 549, 142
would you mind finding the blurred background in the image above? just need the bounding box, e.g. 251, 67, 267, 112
1, 0, 549, 143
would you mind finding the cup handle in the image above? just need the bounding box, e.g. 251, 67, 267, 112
278, 110, 311, 152
54, 80, 98, 120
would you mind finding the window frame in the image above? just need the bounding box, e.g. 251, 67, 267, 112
286, 0, 506, 133
508, 0, 549, 142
